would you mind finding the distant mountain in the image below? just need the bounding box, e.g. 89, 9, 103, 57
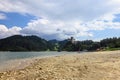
48, 39, 59, 44
0, 35, 119, 51
47, 39, 59, 51
0, 35, 48, 51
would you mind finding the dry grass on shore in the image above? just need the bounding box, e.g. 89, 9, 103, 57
0, 50, 120, 80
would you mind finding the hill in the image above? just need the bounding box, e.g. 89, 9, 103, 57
0, 35, 119, 51
0, 35, 48, 51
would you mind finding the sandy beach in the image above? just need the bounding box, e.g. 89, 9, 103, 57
0, 50, 120, 80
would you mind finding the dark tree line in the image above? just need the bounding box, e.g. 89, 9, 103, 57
0, 35, 119, 51
60, 40, 99, 51
0, 35, 48, 51
100, 37, 120, 48
60, 37, 120, 51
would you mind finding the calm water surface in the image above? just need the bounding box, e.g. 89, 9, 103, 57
0, 51, 75, 64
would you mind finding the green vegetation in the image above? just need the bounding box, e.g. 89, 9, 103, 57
61, 37, 120, 51
0, 35, 48, 51
0, 35, 119, 51
105, 47, 120, 51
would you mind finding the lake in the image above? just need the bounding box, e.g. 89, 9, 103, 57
0, 51, 76, 64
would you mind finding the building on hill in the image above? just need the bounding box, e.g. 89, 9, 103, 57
68, 37, 77, 44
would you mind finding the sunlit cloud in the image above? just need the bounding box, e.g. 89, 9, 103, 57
0, 0, 120, 40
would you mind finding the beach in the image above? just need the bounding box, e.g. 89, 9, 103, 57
0, 50, 120, 80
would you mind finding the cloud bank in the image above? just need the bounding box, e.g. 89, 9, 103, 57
0, 25, 21, 39
0, 0, 120, 40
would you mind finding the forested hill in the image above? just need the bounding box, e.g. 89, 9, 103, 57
0, 35, 120, 51
0, 35, 48, 51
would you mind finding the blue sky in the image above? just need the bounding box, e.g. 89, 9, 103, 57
0, 0, 120, 41
0, 12, 35, 28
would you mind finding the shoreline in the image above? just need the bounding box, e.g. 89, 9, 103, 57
0, 58, 36, 72
0, 53, 67, 72
0, 50, 120, 80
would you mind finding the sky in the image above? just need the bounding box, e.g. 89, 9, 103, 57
0, 0, 120, 41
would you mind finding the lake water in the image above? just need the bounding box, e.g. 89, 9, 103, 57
0, 51, 75, 64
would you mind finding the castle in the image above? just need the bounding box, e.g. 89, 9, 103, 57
68, 37, 77, 44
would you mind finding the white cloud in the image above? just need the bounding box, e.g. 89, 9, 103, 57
0, 25, 8, 32
0, 0, 120, 20
0, 0, 120, 40
0, 0, 29, 14
0, 25, 22, 39
20, 19, 94, 40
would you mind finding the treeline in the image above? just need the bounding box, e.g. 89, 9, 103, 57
0, 35, 48, 51
0, 35, 120, 51
61, 37, 120, 51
